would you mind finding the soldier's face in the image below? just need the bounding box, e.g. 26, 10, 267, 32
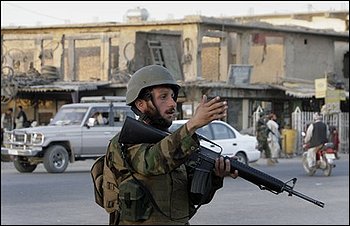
144, 87, 177, 129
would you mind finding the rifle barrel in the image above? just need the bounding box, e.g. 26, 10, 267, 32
284, 186, 325, 208
229, 158, 325, 208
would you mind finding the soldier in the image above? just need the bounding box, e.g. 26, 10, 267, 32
256, 112, 275, 166
105, 65, 238, 225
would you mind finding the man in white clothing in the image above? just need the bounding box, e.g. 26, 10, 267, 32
266, 112, 281, 163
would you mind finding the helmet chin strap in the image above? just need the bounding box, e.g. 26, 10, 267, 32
132, 96, 171, 131
131, 106, 150, 123
132, 86, 178, 131
130, 88, 155, 123
131, 91, 159, 122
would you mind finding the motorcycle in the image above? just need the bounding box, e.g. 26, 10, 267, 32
302, 142, 336, 176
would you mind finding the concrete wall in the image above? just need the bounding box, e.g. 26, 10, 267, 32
201, 40, 220, 81
285, 34, 334, 80
262, 16, 348, 32
334, 41, 349, 89
247, 33, 284, 84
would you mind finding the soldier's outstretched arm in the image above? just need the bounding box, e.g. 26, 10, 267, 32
186, 95, 227, 134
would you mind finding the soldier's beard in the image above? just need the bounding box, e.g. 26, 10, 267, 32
144, 108, 173, 131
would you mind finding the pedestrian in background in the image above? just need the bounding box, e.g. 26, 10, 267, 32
329, 126, 340, 159
15, 106, 28, 129
1, 108, 14, 145
256, 112, 274, 166
267, 112, 281, 163
304, 113, 328, 168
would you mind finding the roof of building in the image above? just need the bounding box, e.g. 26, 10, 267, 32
2, 15, 348, 41
18, 81, 110, 92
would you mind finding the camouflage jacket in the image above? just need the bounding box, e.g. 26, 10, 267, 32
256, 117, 269, 143
107, 123, 223, 225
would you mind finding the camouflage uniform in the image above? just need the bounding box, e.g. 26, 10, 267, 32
107, 122, 223, 225
103, 65, 224, 224
256, 115, 271, 159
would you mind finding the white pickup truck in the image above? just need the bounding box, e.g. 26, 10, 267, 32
1, 97, 135, 173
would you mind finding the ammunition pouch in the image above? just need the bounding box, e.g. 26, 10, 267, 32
102, 160, 120, 214
119, 178, 153, 222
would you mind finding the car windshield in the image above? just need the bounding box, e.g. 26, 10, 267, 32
50, 107, 88, 126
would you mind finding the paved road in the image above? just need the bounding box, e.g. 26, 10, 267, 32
190, 154, 349, 225
1, 154, 349, 225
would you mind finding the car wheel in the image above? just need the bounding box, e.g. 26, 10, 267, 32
235, 152, 248, 165
43, 145, 69, 173
13, 158, 37, 173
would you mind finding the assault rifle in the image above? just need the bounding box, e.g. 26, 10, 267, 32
118, 116, 325, 208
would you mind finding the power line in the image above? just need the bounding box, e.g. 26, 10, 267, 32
5, 2, 68, 23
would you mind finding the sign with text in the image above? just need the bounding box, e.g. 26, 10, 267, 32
315, 78, 327, 98
325, 89, 341, 113
227, 64, 252, 85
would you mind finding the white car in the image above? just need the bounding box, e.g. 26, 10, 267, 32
169, 120, 260, 164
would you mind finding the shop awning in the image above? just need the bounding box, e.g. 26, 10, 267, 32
270, 82, 315, 98
18, 81, 110, 93
270, 82, 349, 99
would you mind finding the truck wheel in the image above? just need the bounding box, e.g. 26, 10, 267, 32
44, 145, 69, 173
14, 158, 37, 173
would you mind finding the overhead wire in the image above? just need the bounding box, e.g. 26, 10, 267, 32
5, 2, 68, 23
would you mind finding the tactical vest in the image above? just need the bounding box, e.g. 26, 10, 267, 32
118, 164, 190, 225
93, 133, 192, 225
91, 127, 220, 225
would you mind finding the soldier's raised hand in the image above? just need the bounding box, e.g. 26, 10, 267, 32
186, 95, 227, 134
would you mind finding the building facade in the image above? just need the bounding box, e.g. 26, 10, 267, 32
1, 13, 349, 130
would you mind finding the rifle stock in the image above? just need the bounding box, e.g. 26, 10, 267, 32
119, 116, 325, 208
119, 117, 168, 144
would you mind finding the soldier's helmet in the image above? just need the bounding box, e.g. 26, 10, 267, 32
126, 65, 180, 105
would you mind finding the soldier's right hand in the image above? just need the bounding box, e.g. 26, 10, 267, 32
186, 95, 227, 134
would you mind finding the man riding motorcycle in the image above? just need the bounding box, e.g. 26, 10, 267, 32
303, 113, 329, 169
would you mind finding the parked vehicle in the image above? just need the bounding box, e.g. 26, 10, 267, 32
169, 120, 260, 164
1, 97, 135, 173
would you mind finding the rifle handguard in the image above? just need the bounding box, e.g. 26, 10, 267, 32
225, 157, 285, 193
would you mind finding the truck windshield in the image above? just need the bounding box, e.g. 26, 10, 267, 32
50, 107, 88, 126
